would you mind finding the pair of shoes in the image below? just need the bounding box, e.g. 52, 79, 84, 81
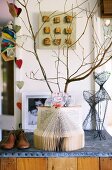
0, 130, 30, 150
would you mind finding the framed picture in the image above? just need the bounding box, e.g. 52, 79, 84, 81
22, 92, 50, 132
38, 12, 76, 49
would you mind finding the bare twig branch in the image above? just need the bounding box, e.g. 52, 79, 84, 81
16, 0, 25, 7
69, 41, 112, 82
13, 0, 112, 93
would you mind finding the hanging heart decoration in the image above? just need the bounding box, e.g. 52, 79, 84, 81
7, 2, 22, 17
16, 102, 22, 110
16, 59, 23, 69
16, 81, 24, 89
13, 25, 21, 33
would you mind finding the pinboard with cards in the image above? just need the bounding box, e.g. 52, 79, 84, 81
38, 12, 76, 49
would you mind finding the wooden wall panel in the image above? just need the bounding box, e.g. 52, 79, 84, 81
101, 0, 112, 17
103, 0, 112, 14
100, 158, 112, 170
0, 158, 16, 170
48, 158, 77, 170
17, 158, 47, 170
77, 158, 99, 170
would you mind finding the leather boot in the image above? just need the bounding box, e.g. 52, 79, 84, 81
16, 131, 30, 149
0, 131, 16, 149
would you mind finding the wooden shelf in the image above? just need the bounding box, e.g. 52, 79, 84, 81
1, 157, 112, 170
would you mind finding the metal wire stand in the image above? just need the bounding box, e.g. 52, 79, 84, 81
83, 71, 111, 140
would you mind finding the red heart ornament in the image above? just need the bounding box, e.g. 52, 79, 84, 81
16, 102, 22, 110
16, 59, 23, 69
14, 5, 22, 17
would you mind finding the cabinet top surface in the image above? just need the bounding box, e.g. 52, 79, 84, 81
0, 130, 112, 158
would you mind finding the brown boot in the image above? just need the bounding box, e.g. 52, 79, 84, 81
16, 131, 30, 149
0, 131, 16, 149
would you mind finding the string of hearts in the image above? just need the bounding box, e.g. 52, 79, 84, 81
15, 58, 23, 111
16, 80, 24, 128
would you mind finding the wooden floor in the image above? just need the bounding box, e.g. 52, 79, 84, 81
0, 157, 112, 170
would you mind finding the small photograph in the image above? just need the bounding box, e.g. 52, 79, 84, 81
22, 92, 50, 132
42, 16, 50, 22
28, 98, 47, 125
53, 16, 60, 23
